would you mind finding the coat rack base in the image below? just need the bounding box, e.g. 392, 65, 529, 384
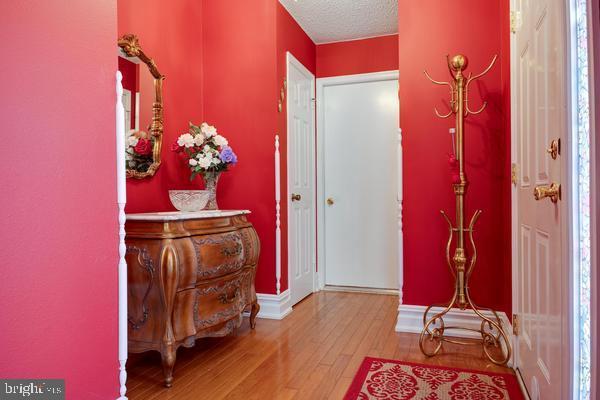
418, 288, 512, 365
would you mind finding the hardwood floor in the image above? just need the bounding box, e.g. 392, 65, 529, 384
127, 291, 514, 399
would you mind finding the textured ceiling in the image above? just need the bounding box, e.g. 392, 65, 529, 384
279, 0, 398, 44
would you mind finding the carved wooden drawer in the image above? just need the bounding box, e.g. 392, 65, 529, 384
194, 268, 252, 330
192, 231, 246, 280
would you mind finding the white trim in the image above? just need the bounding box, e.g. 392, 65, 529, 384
316, 70, 401, 295
323, 285, 399, 296
589, 2, 599, 399
509, 0, 520, 373
397, 128, 403, 304
568, 0, 589, 398
255, 290, 293, 320
115, 71, 128, 400
286, 51, 317, 303
395, 304, 513, 342
275, 134, 281, 295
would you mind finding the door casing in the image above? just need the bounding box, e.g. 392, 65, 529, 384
315, 70, 402, 294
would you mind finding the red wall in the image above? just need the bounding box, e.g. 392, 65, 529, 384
316, 35, 399, 78
119, 0, 204, 212
398, 0, 512, 316
277, 3, 316, 291
0, 1, 118, 398
202, 0, 279, 294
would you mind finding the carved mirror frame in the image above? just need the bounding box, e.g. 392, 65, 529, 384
118, 34, 165, 179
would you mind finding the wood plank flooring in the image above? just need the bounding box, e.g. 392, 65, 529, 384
126, 291, 514, 399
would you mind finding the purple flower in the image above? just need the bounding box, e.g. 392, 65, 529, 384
220, 146, 238, 164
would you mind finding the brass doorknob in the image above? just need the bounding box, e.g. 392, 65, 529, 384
291, 193, 301, 202
326, 198, 334, 206
534, 183, 561, 203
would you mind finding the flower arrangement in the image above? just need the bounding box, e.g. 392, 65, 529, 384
172, 122, 238, 181
126, 130, 154, 172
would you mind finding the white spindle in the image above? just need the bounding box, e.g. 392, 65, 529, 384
116, 71, 128, 400
275, 135, 281, 295
397, 128, 403, 305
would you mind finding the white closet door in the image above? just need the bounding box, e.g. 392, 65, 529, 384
322, 76, 399, 290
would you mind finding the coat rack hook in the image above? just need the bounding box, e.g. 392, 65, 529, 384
424, 70, 456, 118
464, 55, 497, 115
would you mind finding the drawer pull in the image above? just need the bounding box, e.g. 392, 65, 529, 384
218, 288, 240, 304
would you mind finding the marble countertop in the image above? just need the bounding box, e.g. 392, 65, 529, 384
126, 210, 251, 221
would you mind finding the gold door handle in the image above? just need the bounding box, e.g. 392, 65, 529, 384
291, 193, 301, 202
326, 198, 334, 206
534, 183, 561, 203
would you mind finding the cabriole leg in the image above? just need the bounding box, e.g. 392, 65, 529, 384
250, 302, 260, 329
160, 344, 177, 388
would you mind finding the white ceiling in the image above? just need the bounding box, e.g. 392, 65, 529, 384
278, 0, 398, 44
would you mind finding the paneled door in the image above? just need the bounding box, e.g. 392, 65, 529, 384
512, 0, 569, 398
319, 72, 399, 290
287, 52, 316, 306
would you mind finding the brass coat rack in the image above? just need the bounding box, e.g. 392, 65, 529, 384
419, 54, 511, 365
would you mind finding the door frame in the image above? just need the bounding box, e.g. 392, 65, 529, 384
286, 51, 317, 302
590, 2, 599, 398
315, 70, 402, 293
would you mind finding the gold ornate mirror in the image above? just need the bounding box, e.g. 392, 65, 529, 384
118, 34, 164, 179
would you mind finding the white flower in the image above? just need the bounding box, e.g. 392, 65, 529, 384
198, 157, 212, 169
203, 145, 212, 152
127, 135, 139, 147
213, 134, 228, 147
212, 158, 221, 164
125, 153, 132, 161
128, 161, 136, 168
177, 133, 195, 148
193, 134, 205, 146
189, 159, 198, 166
201, 123, 218, 138
205, 151, 213, 160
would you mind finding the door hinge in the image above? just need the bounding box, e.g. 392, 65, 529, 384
512, 314, 520, 336
511, 163, 518, 186
510, 11, 521, 34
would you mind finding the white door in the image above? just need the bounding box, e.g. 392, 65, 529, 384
512, 0, 569, 398
320, 73, 399, 290
287, 52, 316, 306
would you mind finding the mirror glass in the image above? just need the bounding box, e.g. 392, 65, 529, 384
118, 34, 164, 179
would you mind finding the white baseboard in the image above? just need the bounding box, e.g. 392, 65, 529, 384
323, 285, 399, 295
255, 290, 293, 320
395, 304, 512, 340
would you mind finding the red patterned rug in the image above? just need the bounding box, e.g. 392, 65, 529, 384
344, 357, 524, 400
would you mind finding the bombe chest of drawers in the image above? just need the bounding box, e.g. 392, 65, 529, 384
125, 210, 260, 387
